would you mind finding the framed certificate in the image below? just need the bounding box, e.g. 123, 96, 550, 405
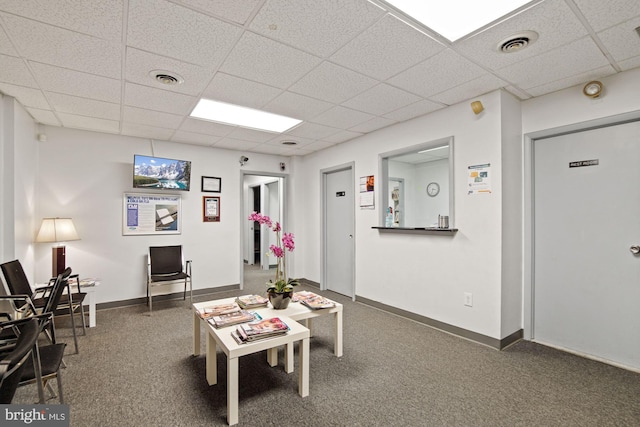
203, 196, 220, 222
201, 176, 221, 193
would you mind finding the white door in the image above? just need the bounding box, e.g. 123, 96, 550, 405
533, 120, 640, 370
324, 167, 354, 297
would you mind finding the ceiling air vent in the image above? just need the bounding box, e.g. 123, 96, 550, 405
149, 70, 184, 85
281, 140, 298, 146
497, 31, 538, 53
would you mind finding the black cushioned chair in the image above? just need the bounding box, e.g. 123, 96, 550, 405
0, 260, 85, 353
147, 245, 192, 314
0, 318, 40, 403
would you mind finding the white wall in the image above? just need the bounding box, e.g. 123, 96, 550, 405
293, 90, 509, 339
34, 126, 287, 304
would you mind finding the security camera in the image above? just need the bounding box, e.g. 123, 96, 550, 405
239, 156, 248, 166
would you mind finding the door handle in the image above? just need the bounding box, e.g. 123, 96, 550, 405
630, 245, 640, 254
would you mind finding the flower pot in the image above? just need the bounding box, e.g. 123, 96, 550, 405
268, 291, 292, 310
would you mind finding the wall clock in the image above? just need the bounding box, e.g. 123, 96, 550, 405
426, 182, 440, 197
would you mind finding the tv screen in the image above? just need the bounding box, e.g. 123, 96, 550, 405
133, 155, 191, 191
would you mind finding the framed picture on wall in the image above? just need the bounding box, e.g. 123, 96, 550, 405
202, 176, 221, 193
203, 196, 220, 222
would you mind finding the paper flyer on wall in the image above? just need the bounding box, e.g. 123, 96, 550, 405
468, 163, 491, 194
123, 193, 181, 235
359, 175, 375, 209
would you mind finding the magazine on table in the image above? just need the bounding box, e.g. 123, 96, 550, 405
207, 310, 260, 328
295, 291, 336, 309
234, 317, 290, 342
196, 302, 240, 319
235, 294, 269, 309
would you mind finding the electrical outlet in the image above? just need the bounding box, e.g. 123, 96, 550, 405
464, 292, 473, 307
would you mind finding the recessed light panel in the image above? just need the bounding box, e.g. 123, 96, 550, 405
190, 99, 302, 133
382, 0, 532, 41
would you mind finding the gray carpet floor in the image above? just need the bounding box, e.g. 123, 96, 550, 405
13, 265, 640, 426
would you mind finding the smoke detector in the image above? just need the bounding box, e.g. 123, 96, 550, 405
497, 31, 538, 53
149, 70, 184, 85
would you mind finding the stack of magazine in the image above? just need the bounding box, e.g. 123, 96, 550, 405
235, 294, 269, 309
196, 302, 240, 319
295, 291, 336, 310
207, 310, 260, 328
231, 317, 289, 344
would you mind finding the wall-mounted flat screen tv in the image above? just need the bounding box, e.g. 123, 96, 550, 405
133, 155, 191, 191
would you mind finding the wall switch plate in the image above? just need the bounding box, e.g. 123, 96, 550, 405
464, 292, 473, 307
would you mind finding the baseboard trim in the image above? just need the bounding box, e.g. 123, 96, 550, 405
96, 284, 241, 311
298, 278, 320, 289
355, 295, 523, 350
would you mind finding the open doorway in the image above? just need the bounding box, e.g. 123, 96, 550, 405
241, 173, 286, 290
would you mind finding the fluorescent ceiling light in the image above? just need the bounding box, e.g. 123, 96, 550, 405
190, 99, 302, 133
383, 0, 532, 41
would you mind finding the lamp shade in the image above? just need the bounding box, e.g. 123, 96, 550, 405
35, 218, 80, 243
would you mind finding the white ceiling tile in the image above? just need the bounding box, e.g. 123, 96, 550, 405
121, 122, 174, 140
349, 116, 396, 133
2, 14, 121, 78
249, 0, 385, 57
497, 37, 611, 90
0, 0, 123, 40
125, 48, 214, 96
454, 0, 588, 70
57, 112, 119, 133
264, 135, 317, 147
179, 117, 235, 137
0, 83, 49, 108
281, 146, 314, 156
311, 105, 374, 129
25, 107, 60, 126
47, 92, 120, 120
321, 130, 363, 144
263, 91, 332, 121
0, 26, 17, 56
0, 54, 37, 87
171, 130, 220, 146
123, 106, 184, 129
201, 72, 281, 109
175, 0, 261, 25
304, 140, 338, 151
127, 0, 242, 68
597, 17, 640, 63
618, 55, 640, 71
525, 65, 616, 97
29, 62, 121, 103
219, 31, 321, 89
290, 61, 377, 103
248, 143, 292, 155
212, 137, 261, 151
285, 122, 340, 140
331, 14, 444, 80
573, 0, 640, 31
382, 99, 444, 122
225, 127, 277, 143
388, 49, 486, 98
124, 82, 196, 115
504, 85, 532, 100
342, 83, 421, 116
429, 74, 508, 105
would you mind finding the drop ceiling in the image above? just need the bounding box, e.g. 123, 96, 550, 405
0, 0, 638, 156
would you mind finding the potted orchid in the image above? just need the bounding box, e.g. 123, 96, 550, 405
248, 211, 299, 309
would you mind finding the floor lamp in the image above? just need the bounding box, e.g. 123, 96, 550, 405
35, 217, 80, 277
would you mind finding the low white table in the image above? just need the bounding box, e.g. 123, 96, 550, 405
193, 295, 343, 358
203, 313, 309, 425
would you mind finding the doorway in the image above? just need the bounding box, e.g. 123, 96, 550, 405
322, 164, 355, 298
531, 120, 640, 370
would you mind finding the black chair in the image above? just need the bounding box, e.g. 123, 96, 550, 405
0, 318, 40, 403
0, 260, 85, 353
147, 245, 192, 314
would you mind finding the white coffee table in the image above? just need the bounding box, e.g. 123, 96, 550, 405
203, 314, 309, 425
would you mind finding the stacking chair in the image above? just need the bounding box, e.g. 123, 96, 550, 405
0, 260, 85, 353
0, 318, 40, 403
147, 245, 192, 314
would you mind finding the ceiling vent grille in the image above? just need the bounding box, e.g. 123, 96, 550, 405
149, 70, 184, 85
497, 31, 538, 53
